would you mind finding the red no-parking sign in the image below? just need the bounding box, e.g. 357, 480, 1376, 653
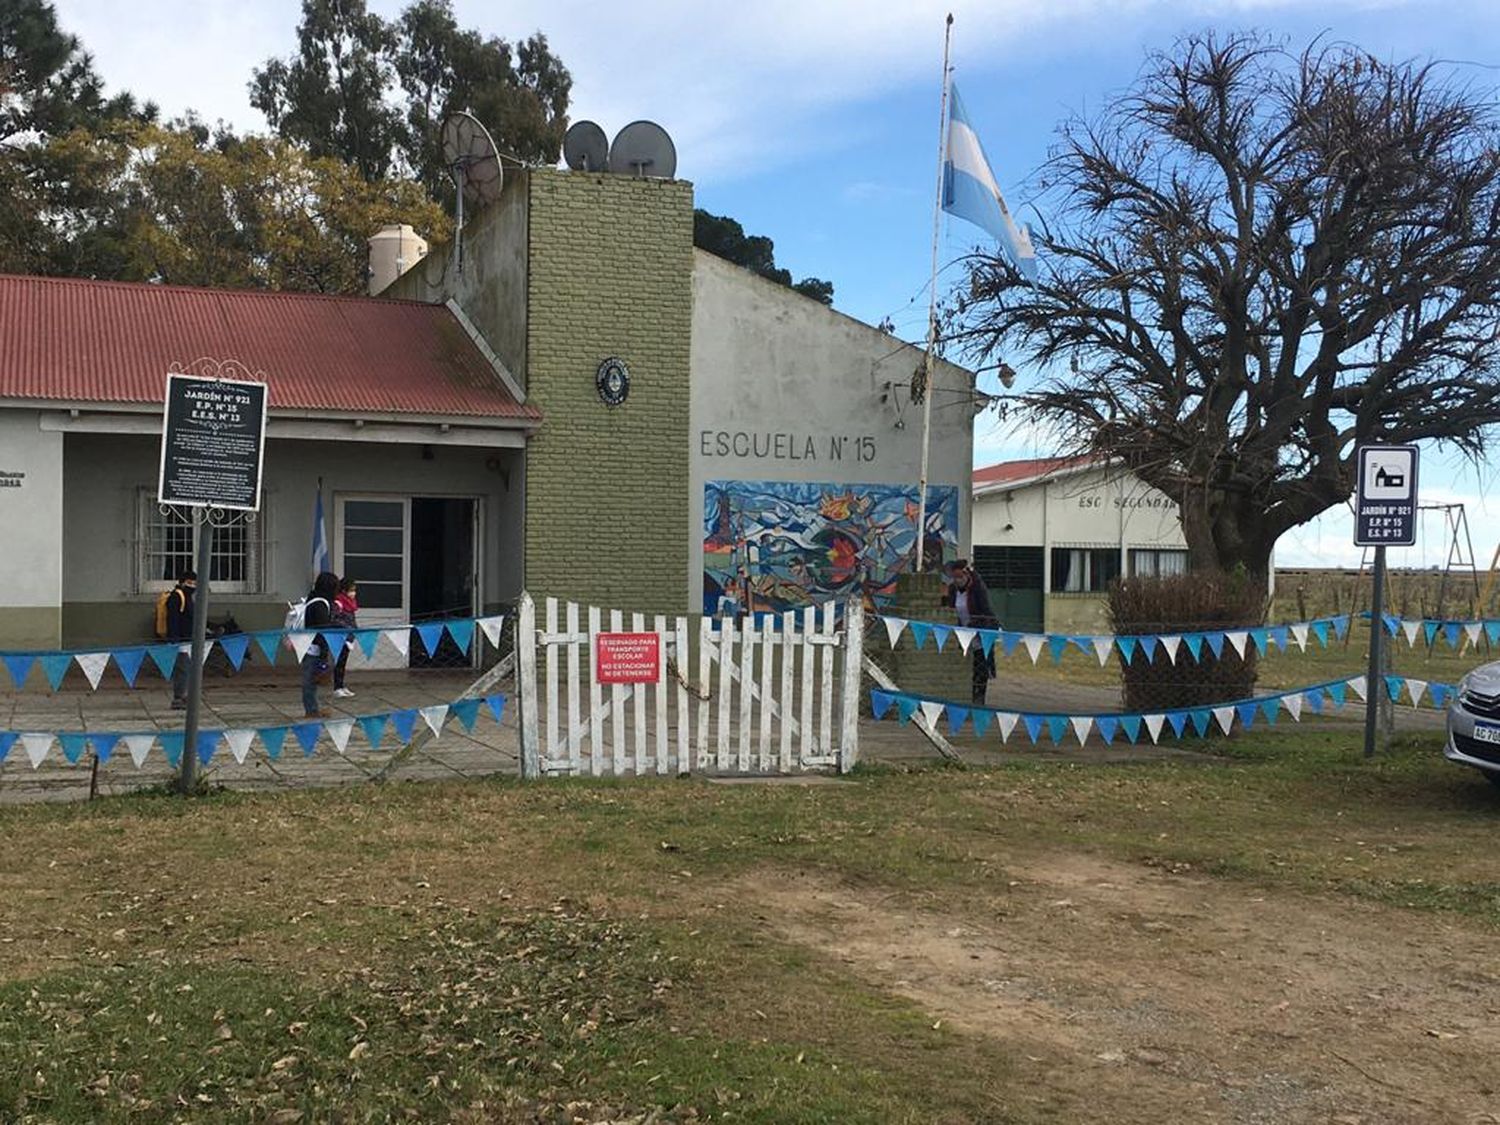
595, 632, 662, 684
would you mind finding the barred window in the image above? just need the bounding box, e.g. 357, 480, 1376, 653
137, 489, 266, 594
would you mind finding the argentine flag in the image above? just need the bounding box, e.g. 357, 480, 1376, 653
943, 83, 1038, 281
310, 485, 329, 580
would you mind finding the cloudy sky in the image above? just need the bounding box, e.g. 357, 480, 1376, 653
51, 0, 1500, 568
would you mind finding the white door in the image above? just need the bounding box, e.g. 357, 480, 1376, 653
334, 495, 410, 669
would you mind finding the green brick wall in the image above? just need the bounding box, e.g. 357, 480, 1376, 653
523, 169, 695, 614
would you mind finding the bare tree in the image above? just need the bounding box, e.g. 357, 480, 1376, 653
957, 32, 1500, 586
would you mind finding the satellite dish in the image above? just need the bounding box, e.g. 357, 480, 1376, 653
563, 120, 608, 171
442, 111, 504, 206
608, 120, 676, 178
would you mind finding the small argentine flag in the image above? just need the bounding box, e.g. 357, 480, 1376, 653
310, 484, 330, 580
943, 83, 1038, 281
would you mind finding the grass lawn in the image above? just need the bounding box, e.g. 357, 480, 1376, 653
0, 728, 1497, 1122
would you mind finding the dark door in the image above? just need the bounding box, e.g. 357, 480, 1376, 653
973, 545, 1045, 632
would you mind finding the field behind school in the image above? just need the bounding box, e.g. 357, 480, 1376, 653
1, 722, 1498, 1124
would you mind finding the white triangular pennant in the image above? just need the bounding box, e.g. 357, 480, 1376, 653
124, 734, 155, 768
419, 704, 448, 738
1070, 716, 1093, 745
1143, 714, 1165, 743
478, 614, 507, 647
288, 632, 315, 661
1225, 631, 1248, 659
199, 641, 215, 666
1465, 622, 1482, 645
918, 700, 944, 728
1406, 679, 1427, 707
224, 729, 256, 765
1283, 693, 1303, 721
75, 652, 111, 690
996, 712, 1019, 742
1290, 623, 1309, 651
1348, 675, 1368, 702
21, 733, 53, 768
326, 718, 355, 754
954, 627, 976, 655
881, 616, 908, 647
1213, 706, 1236, 734
1092, 637, 1114, 666
1401, 619, 1421, 646
1022, 635, 1045, 664
383, 628, 411, 658
1158, 635, 1181, 664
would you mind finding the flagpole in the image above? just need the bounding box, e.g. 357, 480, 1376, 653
915, 13, 954, 575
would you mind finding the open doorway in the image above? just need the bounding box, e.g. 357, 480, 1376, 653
410, 497, 477, 667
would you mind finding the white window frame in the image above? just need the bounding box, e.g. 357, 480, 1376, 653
1129, 548, 1190, 578
136, 488, 267, 595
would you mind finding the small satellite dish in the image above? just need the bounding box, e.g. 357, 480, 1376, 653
608, 120, 676, 178
441, 111, 503, 274
563, 120, 608, 171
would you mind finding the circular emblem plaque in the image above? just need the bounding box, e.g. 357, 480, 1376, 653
596, 357, 630, 406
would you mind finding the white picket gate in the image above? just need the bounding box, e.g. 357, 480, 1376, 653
515, 594, 863, 778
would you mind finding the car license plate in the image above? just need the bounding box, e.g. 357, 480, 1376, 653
1475, 722, 1500, 745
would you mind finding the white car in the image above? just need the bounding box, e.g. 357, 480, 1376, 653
1446, 661, 1500, 787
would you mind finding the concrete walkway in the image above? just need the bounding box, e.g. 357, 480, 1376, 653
0, 665, 1445, 805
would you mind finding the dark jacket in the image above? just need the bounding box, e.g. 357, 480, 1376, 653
304, 572, 338, 655
942, 570, 998, 629
166, 583, 194, 641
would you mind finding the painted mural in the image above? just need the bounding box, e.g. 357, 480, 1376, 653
703, 480, 960, 614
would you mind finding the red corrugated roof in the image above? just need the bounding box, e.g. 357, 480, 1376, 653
973, 455, 1093, 487
0, 274, 538, 422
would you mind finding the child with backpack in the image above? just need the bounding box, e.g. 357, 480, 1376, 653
297, 571, 338, 718
331, 576, 359, 698
158, 569, 196, 709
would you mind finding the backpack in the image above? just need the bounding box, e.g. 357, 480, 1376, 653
154, 587, 185, 639
282, 596, 329, 649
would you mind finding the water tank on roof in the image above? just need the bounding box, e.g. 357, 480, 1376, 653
367, 224, 429, 296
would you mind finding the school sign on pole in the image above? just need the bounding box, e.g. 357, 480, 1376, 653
1354, 444, 1418, 760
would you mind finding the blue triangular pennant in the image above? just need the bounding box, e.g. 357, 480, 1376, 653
1382, 614, 1401, 636
355, 629, 381, 658
1269, 627, 1289, 652
2, 653, 34, 688
1138, 635, 1159, 662
1250, 629, 1269, 656
322, 631, 350, 660
1385, 675, 1403, 702
484, 693, 506, 724
1312, 621, 1330, 648
358, 714, 388, 750
999, 631, 1022, 657
1332, 616, 1350, 641
391, 709, 419, 744
1328, 682, 1347, 707
1423, 621, 1440, 645
1487, 621, 1500, 646
218, 633, 250, 671
0, 732, 16, 763
1117, 636, 1138, 664
978, 629, 998, 657
89, 733, 120, 764
196, 731, 220, 766
40, 653, 72, 691
908, 622, 931, 650
1182, 634, 1204, 663
415, 623, 444, 656
1120, 715, 1142, 743
1096, 716, 1118, 744
896, 697, 920, 724
113, 647, 146, 687
931, 624, 952, 652
870, 690, 894, 720
445, 619, 475, 654
1045, 715, 1069, 744
1047, 635, 1069, 664
252, 631, 283, 665
1166, 711, 1188, 738
292, 721, 322, 756
972, 709, 994, 737
147, 644, 181, 679
1205, 632, 1225, 659
159, 731, 185, 768
1442, 623, 1461, 650
451, 699, 482, 732
1261, 698, 1281, 725
1188, 709, 1211, 737
946, 705, 970, 735
1305, 690, 1324, 714
1236, 702, 1259, 731
1430, 683, 1450, 709
259, 726, 288, 761
60, 733, 89, 764
1022, 714, 1044, 743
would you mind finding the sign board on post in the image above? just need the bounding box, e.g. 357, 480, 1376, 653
158, 373, 269, 511
1354, 445, 1418, 547
596, 632, 662, 684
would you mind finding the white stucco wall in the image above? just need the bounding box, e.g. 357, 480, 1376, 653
973, 466, 1185, 555
0, 410, 64, 644
689, 251, 975, 610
